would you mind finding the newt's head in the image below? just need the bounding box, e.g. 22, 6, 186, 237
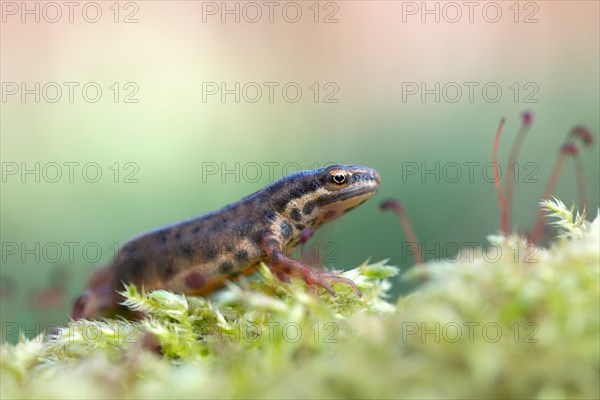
270, 164, 381, 229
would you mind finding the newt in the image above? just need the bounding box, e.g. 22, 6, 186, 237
71, 164, 381, 320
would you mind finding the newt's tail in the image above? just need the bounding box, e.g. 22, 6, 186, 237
70, 266, 119, 320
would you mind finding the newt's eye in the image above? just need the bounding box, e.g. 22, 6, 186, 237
331, 172, 347, 185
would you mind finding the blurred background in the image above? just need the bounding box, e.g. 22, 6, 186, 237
1, 1, 598, 341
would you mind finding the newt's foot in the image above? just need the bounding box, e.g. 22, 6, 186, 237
262, 237, 361, 298
303, 267, 362, 298
272, 262, 361, 298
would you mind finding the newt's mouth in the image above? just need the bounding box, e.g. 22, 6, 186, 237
314, 187, 379, 224
326, 185, 379, 204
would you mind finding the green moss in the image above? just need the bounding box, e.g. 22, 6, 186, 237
2, 202, 598, 399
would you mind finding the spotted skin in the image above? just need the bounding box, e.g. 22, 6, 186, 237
71, 165, 381, 320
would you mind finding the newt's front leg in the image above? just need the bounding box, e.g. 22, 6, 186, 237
261, 234, 362, 297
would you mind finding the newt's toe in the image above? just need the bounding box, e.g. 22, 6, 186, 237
304, 268, 361, 298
